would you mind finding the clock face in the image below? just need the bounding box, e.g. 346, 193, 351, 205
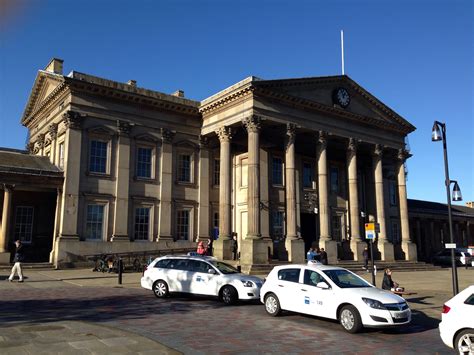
334, 87, 350, 108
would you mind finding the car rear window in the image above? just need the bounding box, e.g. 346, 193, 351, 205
155, 259, 172, 268
277, 268, 301, 283
464, 294, 474, 305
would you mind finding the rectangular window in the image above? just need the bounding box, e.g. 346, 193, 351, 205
58, 142, 65, 169
391, 221, 400, 244
272, 157, 283, 185
178, 154, 191, 182
86, 204, 104, 240
272, 210, 285, 241
212, 211, 219, 239
14, 206, 34, 243
136, 147, 152, 178
330, 167, 339, 193
89, 140, 108, 173
134, 207, 150, 240
213, 159, 220, 185
389, 181, 397, 206
241, 157, 248, 187
303, 162, 313, 188
176, 210, 190, 240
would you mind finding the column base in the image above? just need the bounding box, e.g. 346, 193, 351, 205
111, 235, 130, 242
378, 241, 395, 261
59, 234, 79, 240
285, 238, 305, 263
240, 238, 271, 265
321, 240, 338, 264
402, 241, 418, 261
0, 252, 11, 264
213, 239, 233, 260
351, 241, 367, 261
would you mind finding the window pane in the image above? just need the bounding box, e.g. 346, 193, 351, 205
137, 147, 152, 178
89, 140, 108, 173
176, 210, 190, 240
14, 206, 34, 243
58, 143, 65, 169
330, 167, 339, 193
213, 159, 220, 185
178, 154, 191, 182
86, 204, 104, 240
303, 162, 312, 188
272, 210, 285, 241
272, 157, 283, 185
134, 207, 150, 240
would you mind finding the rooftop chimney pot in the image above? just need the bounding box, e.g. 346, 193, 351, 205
172, 90, 185, 98
127, 80, 137, 87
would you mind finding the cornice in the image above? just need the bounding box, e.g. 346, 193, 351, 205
200, 85, 255, 117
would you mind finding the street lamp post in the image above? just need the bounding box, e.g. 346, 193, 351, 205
431, 121, 463, 295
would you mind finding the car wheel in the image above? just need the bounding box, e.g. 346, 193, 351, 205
264, 293, 281, 316
339, 305, 363, 333
455, 329, 474, 355
220, 285, 238, 305
152, 280, 169, 298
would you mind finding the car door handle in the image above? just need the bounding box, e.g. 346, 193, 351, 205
278, 284, 284, 287
301, 289, 307, 292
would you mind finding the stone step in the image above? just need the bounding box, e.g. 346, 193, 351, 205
0, 262, 55, 270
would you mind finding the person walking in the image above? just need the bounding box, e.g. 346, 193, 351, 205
9, 240, 25, 282
362, 246, 369, 271
320, 248, 328, 265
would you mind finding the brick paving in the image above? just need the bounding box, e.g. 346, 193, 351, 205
0, 267, 471, 354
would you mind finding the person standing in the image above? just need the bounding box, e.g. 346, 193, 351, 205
232, 234, 238, 260
362, 246, 369, 271
320, 248, 328, 265
206, 238, 213, 256
306, 247, 316, 261
9, 240, 25, 282
197, 241, 206, 255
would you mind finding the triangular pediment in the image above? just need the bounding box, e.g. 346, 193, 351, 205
254, 75, 415, 133
21, 71, 65, 125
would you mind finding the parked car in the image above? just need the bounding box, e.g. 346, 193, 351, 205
141, 254, 263, 305
439, 285, 474, 353
260, 263, 411, 333
433, 249, 473, 267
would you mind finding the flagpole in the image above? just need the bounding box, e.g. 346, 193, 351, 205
341, 30, 345, 75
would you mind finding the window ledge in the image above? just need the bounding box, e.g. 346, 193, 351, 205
134, 176, 158, 184
86, 171, 114, 180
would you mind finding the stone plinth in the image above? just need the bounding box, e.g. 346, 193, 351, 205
213, 239, 233, 260
240, 239, 270, 265
321, 240, 338, 264
351, 240, 367, 261
378, 242, 395, 261
0, 252, 11, 264
402, 241, 417, 261
285, 238, 305, 263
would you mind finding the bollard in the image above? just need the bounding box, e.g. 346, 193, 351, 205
118, 258, 123, 285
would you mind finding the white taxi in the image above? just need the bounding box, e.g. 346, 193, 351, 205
141, 255, 263, 305
260, 263, 411, 333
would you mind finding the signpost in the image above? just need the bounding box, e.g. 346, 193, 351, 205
365, 223, 379, 286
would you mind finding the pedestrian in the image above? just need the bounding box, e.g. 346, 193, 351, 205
232, 234, 238, 260
320, 248, 328, 265
314, 247, 321, 262
362, 246, 369, 270
197, 241, 206, 255
382, 268, 404, 292
8, 240, 24, 282
206, 237, 213, 256
306, 247, 316, 261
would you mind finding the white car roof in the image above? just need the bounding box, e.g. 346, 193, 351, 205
156, 254, 217, 262
270, 263, 348, 272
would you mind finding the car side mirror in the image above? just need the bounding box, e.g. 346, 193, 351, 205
208, 268, 216, 274
316, 282, 330, 289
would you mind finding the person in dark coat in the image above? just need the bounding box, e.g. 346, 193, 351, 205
8, 240, 25, 282
382, 268, 404, 292
320, 248, 328, 265
362, 247, 369, 270
232, 234, 238, 260
206, 238, 213, 256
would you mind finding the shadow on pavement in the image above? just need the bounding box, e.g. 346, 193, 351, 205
405, 296, 434, 305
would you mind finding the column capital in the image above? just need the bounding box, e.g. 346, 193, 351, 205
117, 120, 132, 136
318, 131, 328, 148
49, 123, 58, 139
242, 115, 262, 133
62, 110, 84, 129
26, 142, 35, 154
373, 144, 384, 158
285, 123, 297, 149
36, 133, 45, 148
215, 126, 232, 143
397, 148, 411, 163
347, 137, 358, 154
198, 135, 209, 149
2, 184, 15, 193
160, 128, 175, 144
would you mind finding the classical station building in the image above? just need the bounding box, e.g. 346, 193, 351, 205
3, 58, 466, 268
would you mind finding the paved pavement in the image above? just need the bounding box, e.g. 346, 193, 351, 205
0, 265, 472, 354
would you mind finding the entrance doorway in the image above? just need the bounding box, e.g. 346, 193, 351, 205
300, 213, 318, 252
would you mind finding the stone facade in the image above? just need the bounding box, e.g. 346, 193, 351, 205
2, 58, 423, 267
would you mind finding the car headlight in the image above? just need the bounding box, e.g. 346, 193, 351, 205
362, 297, 386, 310
240, 280, 255, 287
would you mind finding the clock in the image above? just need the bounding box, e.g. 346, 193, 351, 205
333, 87, 351, 108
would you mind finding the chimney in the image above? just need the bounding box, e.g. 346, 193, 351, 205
466, 202, 474, 208
45, 58, 64, 75
172, 90, 185, 98
127, 80, 137, 87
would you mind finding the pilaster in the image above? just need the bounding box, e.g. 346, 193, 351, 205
157, 128, 175, 241
197, 135, 210, 241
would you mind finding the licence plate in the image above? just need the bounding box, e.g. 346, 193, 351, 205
393, 310, 409, 319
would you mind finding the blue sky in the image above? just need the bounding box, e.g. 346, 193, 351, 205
0, 0, 472, 204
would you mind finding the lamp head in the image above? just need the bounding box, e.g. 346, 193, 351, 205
431, 122, 442, 142
452, 181, 463, 201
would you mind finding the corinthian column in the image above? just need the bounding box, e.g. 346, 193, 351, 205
214, 126, 233, 260
373, 144, 394, 261
398, 149, 417, 260
347, 138, 364, 261
243, 116, 262, 239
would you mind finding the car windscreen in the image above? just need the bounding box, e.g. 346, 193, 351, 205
208, 261, 240, 274
322, 269, 372, 288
